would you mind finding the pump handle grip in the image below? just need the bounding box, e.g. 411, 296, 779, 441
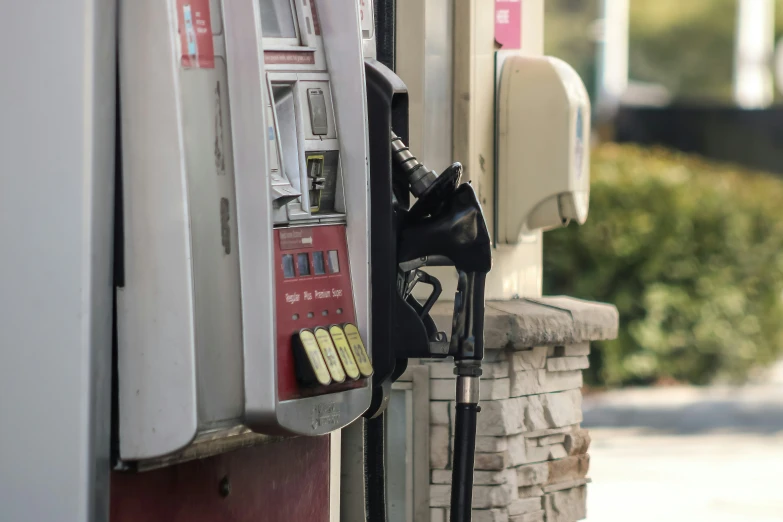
450, 271, 487, 364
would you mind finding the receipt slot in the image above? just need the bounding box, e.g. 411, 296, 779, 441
117, 0, 371, 463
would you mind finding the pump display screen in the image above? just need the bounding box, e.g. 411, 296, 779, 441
327, 250, 340, 273
260, 0, 298, 38
297, 253, 311, 276
282, 254, 296, 278
312, 251, 326, 275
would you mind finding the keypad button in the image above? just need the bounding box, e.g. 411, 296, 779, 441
314, 327, 346, 384
342, 323, 373, 378
293, 329, 332, 386
328, 325, 360, 380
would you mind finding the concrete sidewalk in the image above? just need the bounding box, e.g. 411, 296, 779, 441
583, 374, 783, 522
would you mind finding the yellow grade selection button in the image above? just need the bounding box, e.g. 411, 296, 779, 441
342, 323, 373, 378
329, 325, 360, 380
314, 327, 346, 383
298, 329, 332, 386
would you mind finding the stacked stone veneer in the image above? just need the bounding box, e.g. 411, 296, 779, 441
425, 297, 619, 522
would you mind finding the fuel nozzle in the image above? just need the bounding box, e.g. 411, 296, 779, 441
390, 132, 491, 522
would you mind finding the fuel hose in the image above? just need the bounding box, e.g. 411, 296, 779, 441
450, 378, 480, 522
365, 414, 388, 522
450, 271, 487, 522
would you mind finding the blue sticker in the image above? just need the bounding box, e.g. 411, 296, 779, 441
268, 126, 275, 141
183, 5, 198, 57
574, 107, 584, 180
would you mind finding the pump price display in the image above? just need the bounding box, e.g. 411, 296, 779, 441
314, 328, 346, 383
328, 325, 360, 380
343, 324, 373, 378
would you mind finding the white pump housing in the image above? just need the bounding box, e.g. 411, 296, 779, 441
496, 54, 591, 243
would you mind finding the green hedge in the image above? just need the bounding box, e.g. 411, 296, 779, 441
543, 144, 783, 386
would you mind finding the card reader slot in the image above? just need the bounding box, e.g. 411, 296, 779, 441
271, 84, 303, 198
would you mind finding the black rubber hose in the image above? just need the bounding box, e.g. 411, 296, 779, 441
365, 414, 388, 522
450, 403, 478, 522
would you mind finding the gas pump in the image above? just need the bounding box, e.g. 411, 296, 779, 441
117, 0, 370, 463
116, 0, 486, 517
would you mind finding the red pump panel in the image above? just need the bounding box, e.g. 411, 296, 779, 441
274, 225, 367, 400
110, 436, 330, 522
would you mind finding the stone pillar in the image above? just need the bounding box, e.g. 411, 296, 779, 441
425, 297, 619, 522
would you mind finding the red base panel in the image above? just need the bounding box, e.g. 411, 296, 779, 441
111, 436, 330, 522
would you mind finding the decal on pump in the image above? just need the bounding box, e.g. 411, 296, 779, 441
177, 0, 215, 68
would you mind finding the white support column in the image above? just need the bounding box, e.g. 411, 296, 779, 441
0, 1, 117, 520
448, 0, 546, 300
734, 0, 775, 109
396, 0, 454, 173
330, 430, 342, 522
521, 0, 545, 55
596, 0, 629, 118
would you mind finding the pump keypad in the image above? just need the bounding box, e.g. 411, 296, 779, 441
293, 323, 372, 389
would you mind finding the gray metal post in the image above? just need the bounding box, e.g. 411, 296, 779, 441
0, 0, 117, 521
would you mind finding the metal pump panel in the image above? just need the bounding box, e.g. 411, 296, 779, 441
117, 0, 371, 464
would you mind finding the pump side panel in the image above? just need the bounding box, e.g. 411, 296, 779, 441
110, 437, 330, 522
0, 1, 116, 521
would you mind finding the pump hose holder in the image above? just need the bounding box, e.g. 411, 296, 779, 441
364, 59, 491, 522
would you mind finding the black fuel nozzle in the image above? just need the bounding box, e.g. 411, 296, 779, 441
390, 134, 491, 522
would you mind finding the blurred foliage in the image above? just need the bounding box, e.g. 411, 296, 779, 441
544, 0, 600, 99
545, 0, 783, 103
543, 144, 783, 386
628, 0, 737, 102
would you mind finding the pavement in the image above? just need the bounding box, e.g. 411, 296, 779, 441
582, 363, 783, 522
